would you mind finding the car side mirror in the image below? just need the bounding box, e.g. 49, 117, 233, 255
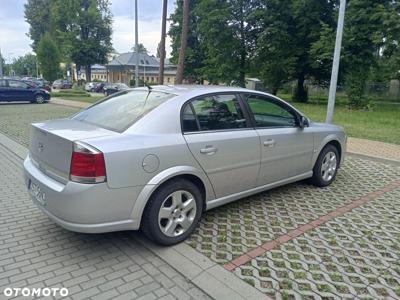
299, 116, 309, 128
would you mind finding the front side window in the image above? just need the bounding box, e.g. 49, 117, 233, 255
244, 94, 297, 128
0, 80, 7, 87
183, 94, 247, 132
73, 90, 175, 132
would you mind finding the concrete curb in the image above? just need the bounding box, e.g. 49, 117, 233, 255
135, 234, 271, 300
0, 130, 270, 300
50, 98, 90, 109
0, 131, 28, 160
347, 151, 400, 167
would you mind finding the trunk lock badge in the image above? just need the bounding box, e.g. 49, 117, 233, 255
38, 142, 45, 152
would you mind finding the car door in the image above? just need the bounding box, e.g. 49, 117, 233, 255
183, 93, 261, 198
242, 93, 314, 186
0, 79, 7, 101
8, 80, 33, 101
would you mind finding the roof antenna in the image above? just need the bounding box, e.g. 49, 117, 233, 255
144, 81, 153, 92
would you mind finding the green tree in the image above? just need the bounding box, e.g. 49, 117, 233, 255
311, 0, 400, 107
194, 0, 259, 86
53, 0, 113, 81
37, 34, 61, 81
256, 0, 336, 101
131, 43, 148, 54
169, 0, 206, 83
8, 54, 38, 77
24, 0, 56, 51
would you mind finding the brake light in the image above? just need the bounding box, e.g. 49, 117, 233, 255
70, 142, 106, 184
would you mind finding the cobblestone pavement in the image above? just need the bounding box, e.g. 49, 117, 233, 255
235, 187, 400, 299
348, 137, 400, 162
0, 144, 210, 300
0, 103, 79, 147
187, 157, 400, 299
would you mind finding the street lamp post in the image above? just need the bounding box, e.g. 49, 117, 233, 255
326, 0, 347, 123
0, 48, 3, 78
134, 0, 139, 88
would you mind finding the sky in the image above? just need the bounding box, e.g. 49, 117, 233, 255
0, 0, 176, 63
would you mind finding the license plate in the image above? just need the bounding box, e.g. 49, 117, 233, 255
29, 180, 46, 206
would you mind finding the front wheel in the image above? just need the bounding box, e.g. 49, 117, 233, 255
141, 179, 203, 246
310, 144, 339, 187
35, 94, 46, 104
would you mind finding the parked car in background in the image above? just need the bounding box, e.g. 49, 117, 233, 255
23, 86, 346, 246
85, 82, 96, 92
52, 79, 73, 89
0, 79, 51, 103
103, 83, 129, 96
23, 79, 51, 93
92, 82, 108, 93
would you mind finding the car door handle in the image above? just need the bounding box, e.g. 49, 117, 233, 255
200, 146, 217, 155
263, 139, 276, 147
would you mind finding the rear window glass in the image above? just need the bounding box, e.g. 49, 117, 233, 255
72, 90, 175, 132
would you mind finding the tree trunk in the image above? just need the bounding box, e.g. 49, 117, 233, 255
85, 65, 91, 83
294, 74, 308, 102
238, 3, 246, 87
175, 0, 190, 84
158, 0, 168, 85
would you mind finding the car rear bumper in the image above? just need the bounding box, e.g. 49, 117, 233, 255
23, 155, 143, 233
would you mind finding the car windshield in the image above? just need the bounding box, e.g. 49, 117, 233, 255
72, 90, 175, 132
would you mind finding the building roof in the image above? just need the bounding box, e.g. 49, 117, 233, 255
108, 52, 169, 68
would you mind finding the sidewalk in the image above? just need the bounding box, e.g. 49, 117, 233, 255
50, 98, 90, 109
347, 137, 400, 163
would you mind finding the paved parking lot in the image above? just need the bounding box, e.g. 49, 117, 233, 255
1, 103, 399, 299
0, 103, 79, 147
188, 156, 400, 299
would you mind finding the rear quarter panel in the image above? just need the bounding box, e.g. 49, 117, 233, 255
85, 133, 214, 196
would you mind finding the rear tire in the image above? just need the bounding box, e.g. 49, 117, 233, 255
35, 94, 45, 104
141, 179, 203, 246
310, 144, 339, 187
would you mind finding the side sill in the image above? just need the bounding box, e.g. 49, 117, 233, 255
206, 171, 313, 210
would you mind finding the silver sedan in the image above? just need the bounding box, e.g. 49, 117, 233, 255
24, 85, 346, 245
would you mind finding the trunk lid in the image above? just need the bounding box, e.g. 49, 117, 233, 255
29, 119, 117, 183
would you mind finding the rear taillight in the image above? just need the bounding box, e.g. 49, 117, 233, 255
70, 142, 106, 184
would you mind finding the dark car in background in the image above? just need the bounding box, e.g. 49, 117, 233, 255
23, 79, 51, 92
92, 82, 108, 93
0, 79, 51, 104
52, 79, 73, 89
103, 83, 129, 96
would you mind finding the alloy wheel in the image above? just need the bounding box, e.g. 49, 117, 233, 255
36, 95, 45, 104
158, 190, 197, 237
321, 151, 337, 182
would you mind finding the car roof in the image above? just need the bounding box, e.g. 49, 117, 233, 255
130, 84, 265, 96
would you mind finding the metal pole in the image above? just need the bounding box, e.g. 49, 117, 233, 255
36, 55, 39, 78
134, 0, 139, 88
0, 48, 3, 78
326, 0, 346, 123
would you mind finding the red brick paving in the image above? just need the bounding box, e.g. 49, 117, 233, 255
223, 179, 400, 271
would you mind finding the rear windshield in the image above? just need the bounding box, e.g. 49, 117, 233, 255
72, 90, 175, 132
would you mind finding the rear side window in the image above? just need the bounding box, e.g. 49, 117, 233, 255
9, 80, 29, 89
0, 80, 6, 87
73, 90, 175, 132
182, 94, 247, 132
